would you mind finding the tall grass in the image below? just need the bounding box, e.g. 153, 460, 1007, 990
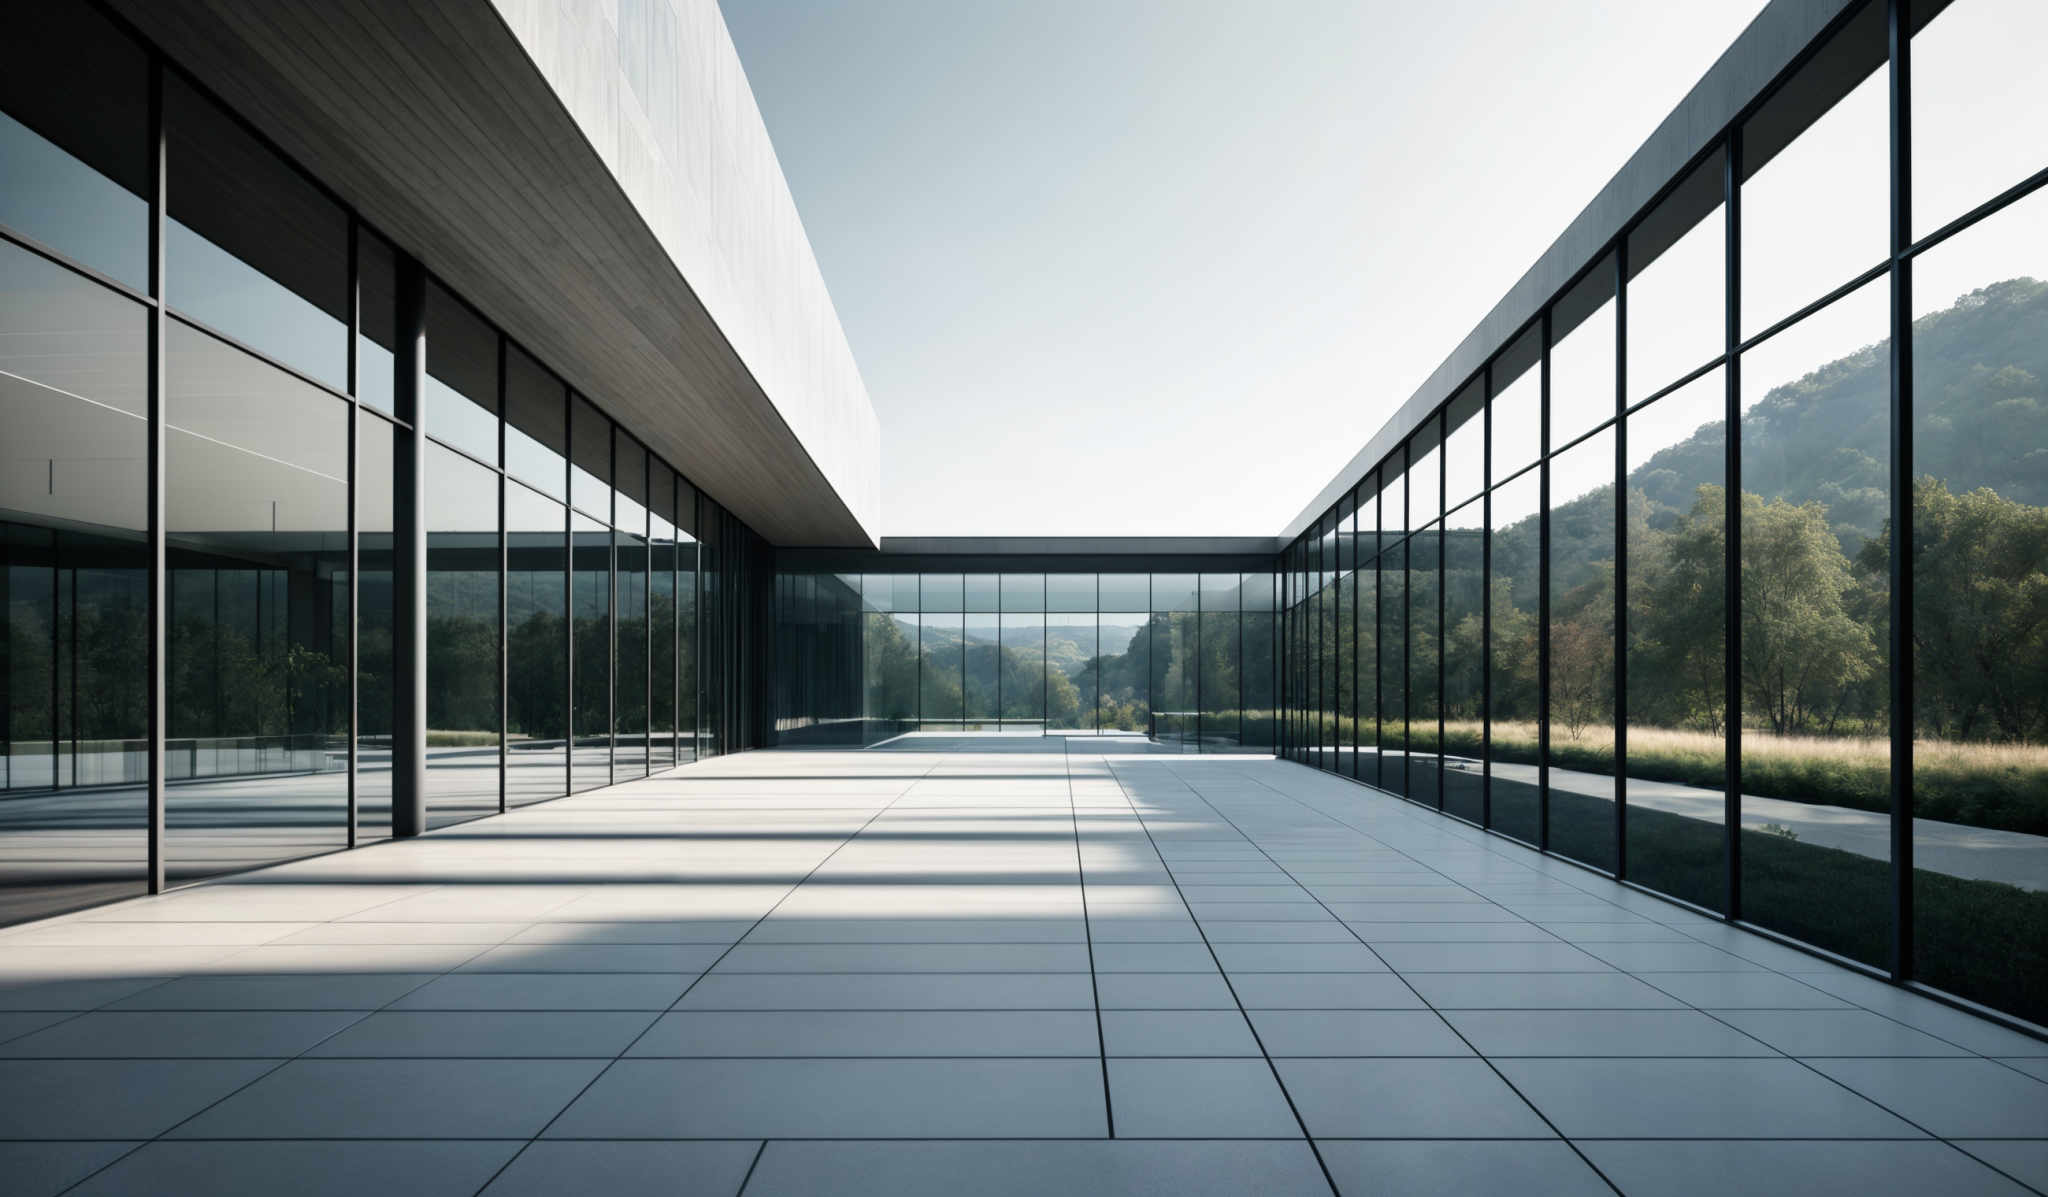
1299, 717, 2048, 836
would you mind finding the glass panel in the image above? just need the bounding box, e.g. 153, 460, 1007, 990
0, 4, 149, 288
0, 245, 147, 919
165, 322, 349, 877
1491, 328, 1542, 485
1550, 255, 1617, 448
1627, 150, 1726, 402
1000, 573, 1044, 612
423, 442, 499, 828
506, 481, 566, 806
1200, 609, 1240, 750
1625, 367, 1727, 910
571, 510, 611, 789
921, 573, 964, 613
614, 439, 648, 778
963, 613, 1000, 727
1443, 501, 1486, 821
1907, 185, 2048, 1021
1912, 0, 2048, 239
1445, 382, 1485, 510
649, 473, 677, 771
1409, 522, 1442, 806
1352, 551, 1377, 781
1546, 427, 1617, 870
1047, 612, 1095, 733
1409, 427, 1442, 529
1046, 573, 1095, 612
676, 505, 698, 763
1098, 613, 1149, 733
166, 76, 347, 390
1740, 1, 1887, 336
1738, 277, 1889, 967
1243, 603, 1278, 752
356, 231, 398, 416
1000, 612, 1046, 726
865, 608, 918, 734
1489, 469, 1542, 840
425, 283, 499, 463
962, 573, 998, 613
1152, 609, 1197, 751
1377, 539, 1406, 793
357, 414, 396, 841
1099, 573, 1149, 611
919, 612, 965, 725
505, 344, 567, 499
570, 396, 610, 519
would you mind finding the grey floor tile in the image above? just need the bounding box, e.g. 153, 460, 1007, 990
69, 1140, 523, 1197
1095, 972, 1239, 1009
460, 943, 727, 973
1573, 941, 1765, 972
391, 972, 695, 1011
0, 978, 173, 1012
1580, 1140, 2033, 1197
1715, 1009, 1974, 1057
0, 1059, 276, 1138
481, 1141, 760, 1197
2004, 1057, 2048, 1081
1803, 1057, 2048, 1137
1098, 1010, 1260, 1057
1188, 903, 1338, 923
1230, 973, 1426, 1010
1955, 1141, 2048, 1194
1406, 972, 1686, 1009
103, 973, 436, 1011
0, 1011, 362, 1058
512, 920, 757, 944
715, 943, 1089, 973
1248, 1010, 1471, 1057
1275, 1058, 1551, 1137
169, 1059, 607, 1139
547, 1058, 1105, 1137
0, 1143, 140, 1197
1375, 941, 1610, 973
1198, 922, 1366, 943
1212, 943, 1386, 972
1331, 903, 1524, 923
1442, 1010, 1775, 1057
629, 1010, 1097, 1057
1106, 1058, 1300, 1137
1496, 1058, 1922, 1138
742, 1140, 1331, 1197
1088, 942, 1219, 972
1640, 971, 1851, 1009
309, 1011, 657, 1058
747, 918, 1087, 943
1085, 918, 1206, 943
1349, 922, 1561, 943
680, 972, 1093, 1010
0, 1011, 74, 1044
1319, 1140, 1609, 1197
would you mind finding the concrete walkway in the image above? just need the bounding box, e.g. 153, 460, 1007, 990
0, 738, 2043, 1196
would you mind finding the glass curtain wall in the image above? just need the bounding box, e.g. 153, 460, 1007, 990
1275, 0, 2048, 1028
776, 567, 1279, 751
0, 3, 738, 924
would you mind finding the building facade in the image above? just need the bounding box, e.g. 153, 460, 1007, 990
2, 0, 2043, 1042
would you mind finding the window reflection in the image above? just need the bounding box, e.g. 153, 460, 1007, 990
1488, 469, 1541, 841
165, 322, 349, 878
571, 510, 611, 789
1546, 428, 1617, 870
424, 442, 500, 828
506, 481, 566, 806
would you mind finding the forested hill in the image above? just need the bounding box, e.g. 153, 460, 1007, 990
1633, 276, 2048, 539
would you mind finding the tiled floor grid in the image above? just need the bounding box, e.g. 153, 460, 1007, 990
1, 737, 2044, 1195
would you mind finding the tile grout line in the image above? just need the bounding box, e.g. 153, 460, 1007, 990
1063, 738, 1115, 1138
1104, 758, 1342, 1197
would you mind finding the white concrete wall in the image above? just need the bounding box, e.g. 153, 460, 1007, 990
492, 0, 881, 541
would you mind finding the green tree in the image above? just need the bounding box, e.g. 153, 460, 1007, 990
1739, 491, 1878, 734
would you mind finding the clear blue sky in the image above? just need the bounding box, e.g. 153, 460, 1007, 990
722, 1, 1773, 536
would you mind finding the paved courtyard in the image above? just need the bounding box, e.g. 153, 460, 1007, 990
1, 738, 2044, 1196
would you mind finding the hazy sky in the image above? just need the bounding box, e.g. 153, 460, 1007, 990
723, 1, 1778, 537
